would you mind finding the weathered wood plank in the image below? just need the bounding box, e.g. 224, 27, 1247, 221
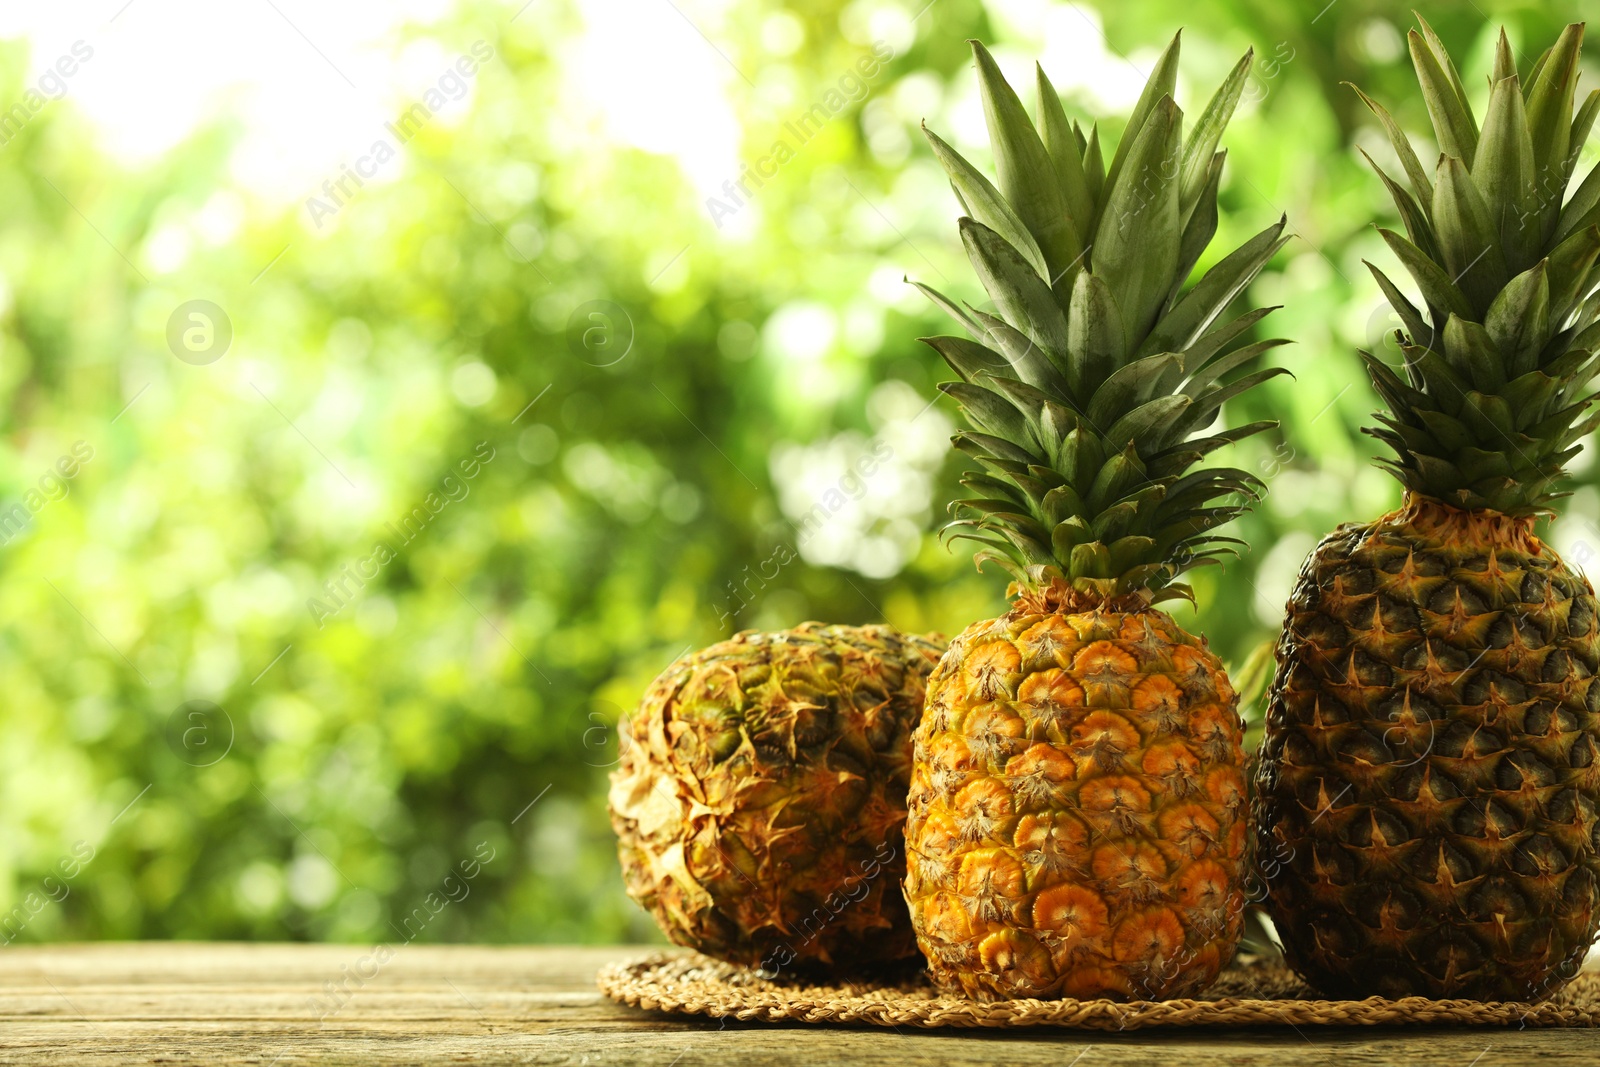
0, 943, 1588, 1065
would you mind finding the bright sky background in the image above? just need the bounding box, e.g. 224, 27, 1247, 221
0, 0, 748, 219
0, 0, 477, 206
0, 0, 1148, 224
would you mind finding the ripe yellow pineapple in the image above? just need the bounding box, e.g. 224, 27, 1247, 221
901, 37, 1289, 1000
610, 623, 945, 970
1255, 20, 1600, 1001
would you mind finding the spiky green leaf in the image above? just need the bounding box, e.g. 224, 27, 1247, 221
1473, 75, 1539, 269
1484, 261, 1552, 380
1103, 32, 1180, 203
1035, 64, 1093, 264
1409, 26, 1479, 167
922, 125, 1048, 277
1066, 270, 1126, 401
1433, 156, 1510, 313
1091, 95, 1183, 344
1179, 50, 1252, 218
960, 218, 1071, 360
1350, 83, 1433, 207
969, 41, 1082, 281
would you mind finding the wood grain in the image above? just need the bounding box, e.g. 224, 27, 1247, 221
0, 943, 1590, 1065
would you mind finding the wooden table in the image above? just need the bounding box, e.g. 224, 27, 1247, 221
0, 943, 1592, 1064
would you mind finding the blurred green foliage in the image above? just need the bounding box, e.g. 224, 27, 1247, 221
0, 0, 1595, 946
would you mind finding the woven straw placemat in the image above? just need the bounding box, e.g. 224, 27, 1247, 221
597, 953, 1600, 1031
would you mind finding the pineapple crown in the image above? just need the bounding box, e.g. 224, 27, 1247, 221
1358, 18, 1600, 518
915, 35, 1290, 609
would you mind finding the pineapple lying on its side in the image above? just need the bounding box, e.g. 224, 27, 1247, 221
609, 623, 945, 970
1254, 20, 1600, 1002
901, 36, 1289, 1000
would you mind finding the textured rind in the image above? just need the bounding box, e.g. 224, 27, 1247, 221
1256, 502, 1600, 1001
608, 623, 947, 970
904, 607, 1249, 1001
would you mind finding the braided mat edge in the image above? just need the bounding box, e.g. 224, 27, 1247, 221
596, 953, 1600, 1030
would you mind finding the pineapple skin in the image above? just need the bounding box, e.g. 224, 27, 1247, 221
609, 623, 946, 970
903, 607, 1249, 1000
1255, 495, 1600, 1001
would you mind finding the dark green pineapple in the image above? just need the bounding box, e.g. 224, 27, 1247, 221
1255, 19, 1600, 1001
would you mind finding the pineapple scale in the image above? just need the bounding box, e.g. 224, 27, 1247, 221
610, 623, 946, 970
1257, 495, 1600, 1001
904, 606, 1249, 1000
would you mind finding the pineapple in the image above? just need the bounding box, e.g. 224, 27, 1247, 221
1254, 20, 1600, 1001
609, 623, 946, 970
902, 37, 1289, 1001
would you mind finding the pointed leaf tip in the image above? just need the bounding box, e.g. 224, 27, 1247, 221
969, 37, 1083, 279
